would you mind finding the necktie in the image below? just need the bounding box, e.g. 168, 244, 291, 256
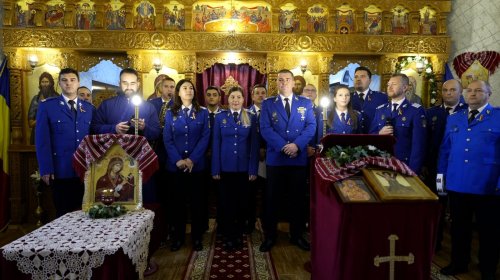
68, 100, 77, 118
183, 107, 189, 119
340, 112, 346, 124
284, 98, 291, 118
445, 107, 452, 115
358, 93, 365, 105
468, 109, 479, 124
392, 103, 398, 116
233, 112, 239, 123
209, 112, 215, 128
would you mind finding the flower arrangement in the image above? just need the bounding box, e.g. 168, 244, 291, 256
88, 204, 127, 219
396, 56, 438, 106
325, 145, 390, 167
30, 170, 41, 191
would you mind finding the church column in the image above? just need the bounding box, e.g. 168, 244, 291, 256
317, 54, 333, 98
266, 54, 280, 96
4, 49, 24, 145
430, 54, 448, 105
180, 53, 197, 85
380, 54, 400, 91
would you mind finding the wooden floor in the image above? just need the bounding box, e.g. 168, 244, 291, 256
1, 221, 498, 280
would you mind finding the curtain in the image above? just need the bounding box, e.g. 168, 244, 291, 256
196, 63, 267, 107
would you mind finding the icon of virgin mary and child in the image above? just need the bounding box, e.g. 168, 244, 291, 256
95, 157, 135, 202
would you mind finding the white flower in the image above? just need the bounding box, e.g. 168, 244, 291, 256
431, 98, 436, 104
407, 57, 413, 62
30, 170, 40, 181
340, 152, 347, 158
367, 145, 376, 151
425, 68, 432, 73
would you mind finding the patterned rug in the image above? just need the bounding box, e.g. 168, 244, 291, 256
183, 227, 278, 280
430, 262, 459, 280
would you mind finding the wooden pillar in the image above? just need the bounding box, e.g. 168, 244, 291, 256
4, 49, 24, 145
380, 54, 400, 92
317, 54, 333, 98
266, 54, 280, 96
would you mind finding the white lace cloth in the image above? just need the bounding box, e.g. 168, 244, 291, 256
2, 210, 154, 280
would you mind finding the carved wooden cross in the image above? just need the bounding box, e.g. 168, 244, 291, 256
373, 234, 414, 280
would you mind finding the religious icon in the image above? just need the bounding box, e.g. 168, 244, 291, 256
279, 4, 300, 33
333, 176, 378, 203
364, 5, 382, 35
45, 1, 65, 28
105, 0, 125, 30
362, 168, 438, 201
83, 144, 142, 211
335, 5, 354, 34
391, 5, 409, 35
134, 0, 155, 31
419, 6, 437, 35
306, 4, 328, 33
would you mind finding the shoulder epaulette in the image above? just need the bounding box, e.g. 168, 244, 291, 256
412, 103, 422, 108
376, 104, 386, 109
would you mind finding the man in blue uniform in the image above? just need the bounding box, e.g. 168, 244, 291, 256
437, 80, 500, 279
259, 69, 316, 252
425, 79, 468, 251
351, 66, 388, 133
302, 84, 323, 152
36, 68, 94, 217
370, 73, 427, 175
246, 84, 267, 234
91, 68, 161, 142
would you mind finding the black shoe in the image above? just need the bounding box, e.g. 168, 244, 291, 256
440, 264, 468, 275
259, 239, 275, 252
170, 240, 184, 252
290, 237, 310, 251
193, 239, 203, 251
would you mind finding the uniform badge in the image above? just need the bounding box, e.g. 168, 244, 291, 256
59, 101, 64, 106
421, 118, 427, 128
297, 107, 306, 121
222, 119, 227, 125
432, 116, 437, 122
381, 114, 385, 120
272, 112, 278, 123
479, 114, 484, 121
398, 108, 403, 115
79, 103, 86, 113
402, 116, 406, 122
173, 116, 177, 121
191, 112, 196, 120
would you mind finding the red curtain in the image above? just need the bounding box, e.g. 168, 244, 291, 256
196, 63, 267, 107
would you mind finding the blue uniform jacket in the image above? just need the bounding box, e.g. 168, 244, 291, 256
370, 99, 427, 174
91, 94, 161, 141
163, 107, 210, 172
425, 103, 468, 174
437, 104, 500, 195
260, 95, 316, 166
309, 105, 324, 146
148, 97, 174, 165
326, 110, 363, 134
211, 110, 260, 176
351, 90, 388, 133
248, 105, 266, 149
35, 96, 94, 178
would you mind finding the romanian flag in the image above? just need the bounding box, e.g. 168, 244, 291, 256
0, 58, 10, 231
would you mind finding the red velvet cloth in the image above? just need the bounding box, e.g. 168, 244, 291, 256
73, 134, 159, 182
310, 134, 441, 279
195, 63, 267, 107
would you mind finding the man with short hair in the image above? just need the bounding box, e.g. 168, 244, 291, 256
370, 73, 427, 175
35, 68, 94, 217
77, 86, 92, 104
205, 86, 223, 128
425, 79, 467, 251
351, 66, 388, 133
259, 69, 316, 252
91, 68, 160, 141
437, 80, 500, 279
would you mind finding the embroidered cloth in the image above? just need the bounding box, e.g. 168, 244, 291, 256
73, 134, 158, 182
2, 210, 154, 280
315, 156, 416, 183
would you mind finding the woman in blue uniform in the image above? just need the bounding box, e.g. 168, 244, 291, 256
163, 79, 210, 252
326, 85, 363, 134
212, 86, 259, 250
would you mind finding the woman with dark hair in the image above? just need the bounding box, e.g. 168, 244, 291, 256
28, 72, 59, 144
211, 86, 259, 250
163, 79, 210, 252
326, 85, 363, 134
95, 157, 135, 202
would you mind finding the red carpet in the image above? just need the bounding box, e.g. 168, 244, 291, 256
183, 225, 278, 280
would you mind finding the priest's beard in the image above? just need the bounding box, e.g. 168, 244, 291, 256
39, 86, 57, 99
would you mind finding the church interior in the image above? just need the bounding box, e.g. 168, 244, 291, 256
0, 0, 499, 279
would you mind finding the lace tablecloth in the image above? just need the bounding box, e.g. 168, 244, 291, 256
1, 210, 154, 280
